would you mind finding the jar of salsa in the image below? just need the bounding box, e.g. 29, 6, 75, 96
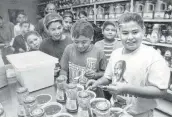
30, 108, 45, 117
56, 76, 67, 103
24, 96, 37, 116
17, 87, 29, 105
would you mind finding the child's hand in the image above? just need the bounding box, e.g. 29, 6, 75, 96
85, 70, 96, 79
103, 83, 126, 95
19, 48, 25, 53
86, 79, 97, 90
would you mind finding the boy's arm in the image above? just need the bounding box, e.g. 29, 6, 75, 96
59, 45, 70, 76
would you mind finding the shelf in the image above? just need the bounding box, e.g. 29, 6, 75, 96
144, 19, 172, 23
142, 41, 172, 48
95, 0, 129, 5
57, 7, 71, 11
96, 19, 118, 22
72, 3, 94, 8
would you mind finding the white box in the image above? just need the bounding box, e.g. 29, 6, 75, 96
7, 51, 59, 92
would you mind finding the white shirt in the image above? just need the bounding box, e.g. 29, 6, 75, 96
14, 23, 35, 37
104, 44, 170, 114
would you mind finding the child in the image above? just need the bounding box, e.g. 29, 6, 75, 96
12, 21, 30, 53
62, 11, 73, 38
78, 11, 103, 43
14, 12, 34, 37
59, 20, 107, 91
95, 21, 122, 61
24, 31, 42, 51
87, 13, 170, 117
39, 13, 72, 60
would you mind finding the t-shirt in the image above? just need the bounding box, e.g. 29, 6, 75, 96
14, 23, 35, 37
12, 34, 28, 53
39, 35, 72, 60
60, 44, 107, 83
104, 44, 170, 115
95, 39, 123, 61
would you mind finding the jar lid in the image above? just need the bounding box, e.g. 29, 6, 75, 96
67, 83, 77, 89
78, 91, 89, 98
17, 87, 28, 93
56, 76, 66, 82
31, 108, 44, 117
0, 108, 4, 116
96, 101, 109, 111
24, 96, 36, 104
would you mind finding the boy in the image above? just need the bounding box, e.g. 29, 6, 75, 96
59, 20, 107, 89
14, 12, 34, 37
12, 21, 30, 53
39, 13, 72, 60
95, 21, 122, 61
24, 31, 42, 51
62, 11, 74, 38
87, 13, 170, 117
78, 11, 103, 44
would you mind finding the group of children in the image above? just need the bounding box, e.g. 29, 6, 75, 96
9, 5, 170, 117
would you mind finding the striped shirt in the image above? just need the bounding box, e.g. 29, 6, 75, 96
95, 39, 123, 61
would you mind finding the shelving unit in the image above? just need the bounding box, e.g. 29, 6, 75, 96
142, 41, 172, 48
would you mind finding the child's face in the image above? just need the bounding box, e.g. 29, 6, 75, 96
46, 4, 56, 14
63, 17, 73, 31
48, 21, 63, 41
17, 14, 26, 23
118, 21, 144, 53
21, 23, 30, 34
79, 14, 87, 20
27, 34, 42, 50
73, 35, 92, 53
103, 25, 116, 41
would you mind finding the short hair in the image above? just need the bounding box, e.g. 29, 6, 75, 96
117, 12, 144, 29
63, 11, 74, 21
78, 11, 87, 17
24, 31, 42, 41
17, 12, 26, 18
71, 19, 94, 39
44, 13, 63, 29
102, 21, 116, 31
20, 21, 30, 27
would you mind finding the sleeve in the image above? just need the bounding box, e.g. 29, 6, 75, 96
95, 41, 103, 51
147, 53, 170, 89
103, 52, 114, 81
98, 50, 107, 71
59, 45, 70, 75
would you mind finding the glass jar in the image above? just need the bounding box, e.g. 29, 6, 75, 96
30, 108, 46, 117
66, 83, 78, 113
24, 96, 37, 116
77, 91, 90, 117
17, 87, 29, 105
56, 76, 67, 103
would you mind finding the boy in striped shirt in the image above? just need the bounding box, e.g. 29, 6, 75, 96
95, 21, 122, 61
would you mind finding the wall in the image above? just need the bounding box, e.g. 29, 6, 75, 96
0, 0, 38, 25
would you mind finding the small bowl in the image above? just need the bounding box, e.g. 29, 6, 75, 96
87, 90, 96, 99
54, 113, 74, 117
90, 98, 111, 110
36, 94, 52, 107
41, 102, 63, 117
